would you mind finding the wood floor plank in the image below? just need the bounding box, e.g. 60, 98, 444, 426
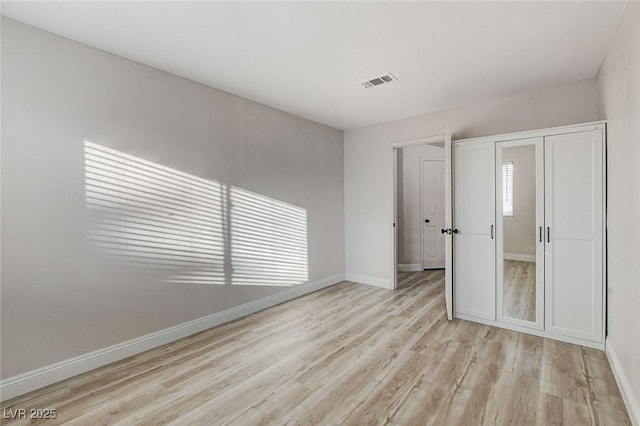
1, 270, 630, 425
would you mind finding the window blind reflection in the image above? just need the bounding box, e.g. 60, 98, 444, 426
84, 140, 309, 287
503, 162, 514, 217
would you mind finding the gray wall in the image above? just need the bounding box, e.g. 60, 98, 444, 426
598, 1, 640, 418
1, 18, 344, 378
345, 79, 600, 286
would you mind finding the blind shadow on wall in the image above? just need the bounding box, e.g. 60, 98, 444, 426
84, 140, 308, 286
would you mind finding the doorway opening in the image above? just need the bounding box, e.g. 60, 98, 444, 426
392, 133, 453, 319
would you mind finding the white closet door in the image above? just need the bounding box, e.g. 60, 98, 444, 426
544, 130, 603, 342
453, 141, 496, 320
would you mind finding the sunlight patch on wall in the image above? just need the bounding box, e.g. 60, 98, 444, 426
83, 140, 309, 287
84, 141, 225, 284
231, 187, 308, 286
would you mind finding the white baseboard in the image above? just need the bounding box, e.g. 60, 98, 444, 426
398, 263, 422, 272
455, 313, 604, 350
345, 272, 392, 289
606, 338, 640, 425
0, 273, 344, 402
504, 253, 536, 262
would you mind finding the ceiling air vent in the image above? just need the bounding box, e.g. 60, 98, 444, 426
361, 73, 398, 88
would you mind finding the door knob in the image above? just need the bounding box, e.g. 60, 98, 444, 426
425, 219, 430, 223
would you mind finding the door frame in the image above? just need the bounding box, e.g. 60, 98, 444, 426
420, 158, 446, 270
390, 133, 448, 291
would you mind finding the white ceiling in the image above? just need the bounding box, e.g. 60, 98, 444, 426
1, 1, 626, 130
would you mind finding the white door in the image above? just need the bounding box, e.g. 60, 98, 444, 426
444, 130, 453, 320
422, 160, 445, 269
453, 140, 496, 320
392, 147, 399, 289
545, 130, 603, 342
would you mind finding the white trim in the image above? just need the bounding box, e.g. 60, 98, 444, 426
455, 309, 496, 322
345, 273, 392, 289
606, 339, 640, 425
398, 263, 422, 272
503, 253, 536, 262
390, 134, 446, 149
0, 273, 344, 402
392, 147, 399, 289
454, 121, 606, 145
454, 313, 605, 350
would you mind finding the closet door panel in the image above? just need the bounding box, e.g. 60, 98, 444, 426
549, 136, 595, 234
550, 240, 595, 334
454, 234, 495, 319
544, 130, 603, 342
453, 141, 496, 320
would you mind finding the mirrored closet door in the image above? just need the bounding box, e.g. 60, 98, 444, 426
495, 137, 544, 330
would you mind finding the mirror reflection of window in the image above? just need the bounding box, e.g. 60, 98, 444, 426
503, 162, 514, 217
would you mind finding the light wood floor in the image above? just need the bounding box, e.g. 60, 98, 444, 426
1, 270, 630, 425
503, 260, 536, 322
